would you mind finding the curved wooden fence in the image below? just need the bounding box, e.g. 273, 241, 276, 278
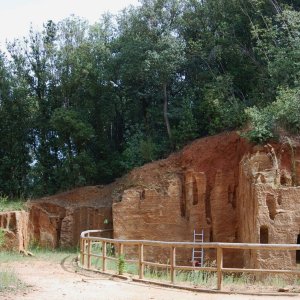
79, 230, 300, 291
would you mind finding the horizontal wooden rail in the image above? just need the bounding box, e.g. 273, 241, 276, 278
79, 229, 300, 291
142, 261, 169, 268
223, 267, 300, 275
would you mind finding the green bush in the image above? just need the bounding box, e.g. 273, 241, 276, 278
245, 88, 300, 143
244, 106, 276, 144
0, 195, 26, 212
275, 88, 300, 134
118, 254, 126, 275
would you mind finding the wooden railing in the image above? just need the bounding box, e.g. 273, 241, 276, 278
79, 230, 300, 291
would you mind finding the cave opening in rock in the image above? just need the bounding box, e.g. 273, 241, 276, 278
280, 174, 287, 186
297, 234, 300, 264
260, 226, 268, 244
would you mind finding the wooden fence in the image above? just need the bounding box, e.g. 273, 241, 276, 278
79, 229, 300, 290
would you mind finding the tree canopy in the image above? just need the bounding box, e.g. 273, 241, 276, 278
0, 0, 299, 197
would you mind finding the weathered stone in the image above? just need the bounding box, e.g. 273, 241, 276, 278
2, 131, 299, 272
238, 143, 300, 270
112, 132, 249, 267
28, 186, 114, 248
0, 211, 29, 252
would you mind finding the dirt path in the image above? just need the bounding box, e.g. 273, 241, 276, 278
1, 255, 299, 300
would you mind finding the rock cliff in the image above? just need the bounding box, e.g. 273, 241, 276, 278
112, 132, 251, 266
0, 211, 29, 252
2, 131, 300, 270
28, 186, 114, 248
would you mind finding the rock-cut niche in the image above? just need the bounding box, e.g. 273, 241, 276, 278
260, 226, 269, 244
297, 234, 300, 264
266, 194, 276, 220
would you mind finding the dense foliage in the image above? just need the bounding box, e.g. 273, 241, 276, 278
0, 0, 299, 197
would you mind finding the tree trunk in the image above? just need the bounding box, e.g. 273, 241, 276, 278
163, 83, 172, 141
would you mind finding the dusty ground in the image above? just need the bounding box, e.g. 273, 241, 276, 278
0, 254, 299, 300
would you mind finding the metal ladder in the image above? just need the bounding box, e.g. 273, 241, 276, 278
192, 229, 204, 267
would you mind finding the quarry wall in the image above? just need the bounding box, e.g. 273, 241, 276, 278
1, 132, 300, 270
113, 132, 249, 266
238, 145, 300, 270
0, 211, 29, 252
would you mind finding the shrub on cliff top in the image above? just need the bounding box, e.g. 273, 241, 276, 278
245, 88, 300, 144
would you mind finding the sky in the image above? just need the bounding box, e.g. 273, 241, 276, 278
0, 0, 139, 51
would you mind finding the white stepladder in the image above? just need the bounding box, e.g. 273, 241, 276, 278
192, 229, 204, 267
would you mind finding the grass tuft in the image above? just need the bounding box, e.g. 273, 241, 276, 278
0, 195, 26, 212
0, 268, 26, 293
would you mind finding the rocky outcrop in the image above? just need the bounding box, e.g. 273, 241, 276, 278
28, 186, 113, 248
113, 132, 250, 266
113, 133, 300, 269
238, 144, 300, 270
11, 131, 299, 271
0, 211, 29, 251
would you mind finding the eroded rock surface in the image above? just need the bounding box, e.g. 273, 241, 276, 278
3, 131, 300, 270
0, 211, 29, 251
112, 132, 249, 266
28, 186, 113, 248
238, 144, 300, 270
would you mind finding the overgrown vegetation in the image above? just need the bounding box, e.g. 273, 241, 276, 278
0, 195, 26, 212
0, 0, 299, 198
118, 255, 126, 275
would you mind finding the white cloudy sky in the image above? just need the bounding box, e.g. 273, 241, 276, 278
0, 0, 139, 50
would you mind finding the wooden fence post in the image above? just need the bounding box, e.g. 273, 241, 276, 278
87, 240, 91, 269
82, 239, 86, 267
170, 246, 176, 284
80, 238, 83, 266
139, 244, 144, 279
119, 243, 124, 256
102, 241, 107, 272
217, 247, 223, 290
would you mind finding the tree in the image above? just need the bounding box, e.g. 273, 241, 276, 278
115, 0, 186, 145
0, 52, 32, 197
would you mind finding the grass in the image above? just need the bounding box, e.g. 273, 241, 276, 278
0, 246, 78, 296
1, 240, 294, 294
0, 268, 26, 293
27, 244, 78, 262
0, 246, 78, 264
0, 195, 26, 212
86, 243, 300, 292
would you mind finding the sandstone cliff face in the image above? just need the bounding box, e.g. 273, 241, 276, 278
113, 133, 300, 269
28, 186, 113, 248
113, 132, 250, 266
18, 131, 300, 271
0, 211, 29, 251
238, 144, 300, 270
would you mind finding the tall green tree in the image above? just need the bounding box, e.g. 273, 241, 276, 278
115, 0, 186, 145
0, 52, 32, 197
